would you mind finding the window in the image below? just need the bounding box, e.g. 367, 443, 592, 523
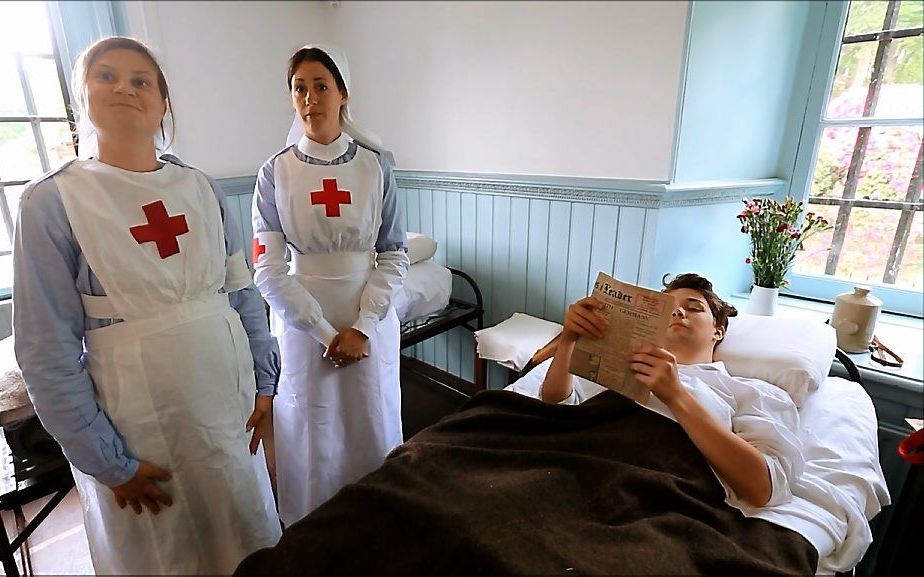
790, 0, 923, 315
0, 1, 77, 294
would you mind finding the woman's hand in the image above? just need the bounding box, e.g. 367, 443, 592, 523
246, 394, 274, 455
110, 461, 173, 515
629, 343, 685, 406
562, 296, 608, 342
326, 328, 369, 368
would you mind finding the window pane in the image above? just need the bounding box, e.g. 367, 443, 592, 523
0, 122, 41, 181
810, 126, 859, 199
828, 42, 875, 115
41, 121, 75, 169
793, 206, 923, 291
0, 54, 27, 116
860, 126, 923, 201
844, 0, 888, 38
4, 185, 24, 237
810, 126, 923, 201
0, 254, 12, 292
24, 56, 66, 117
792, 204, 838, 275
896, 0, 924, 31
827, 36, 924, 119
0, 2, 53, 55
0, 185, 24, 254
895, 211, 922, 288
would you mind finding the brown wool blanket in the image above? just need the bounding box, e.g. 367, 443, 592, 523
236, 390, 817, 576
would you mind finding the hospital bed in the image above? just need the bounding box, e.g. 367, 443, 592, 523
394, 233, 487, 390
235, 312, 890, 576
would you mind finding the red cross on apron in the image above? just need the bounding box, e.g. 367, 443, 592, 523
129, 200, 189, 259
252, 237, 266, 263
310, 178, 351, 217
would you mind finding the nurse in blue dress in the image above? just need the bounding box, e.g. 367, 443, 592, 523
13, 36, 281, 574
252, 44, 409, 525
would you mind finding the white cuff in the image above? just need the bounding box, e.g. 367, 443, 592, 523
224, 249, 252, 292
352, 313, 378, 340
314, 319, 338, 349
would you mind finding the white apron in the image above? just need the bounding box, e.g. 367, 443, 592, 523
272, 149, 402, 525
55, 160, 280, 574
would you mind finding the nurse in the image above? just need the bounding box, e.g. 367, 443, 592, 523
13, 36, 281, 573
252, 44, 409, 524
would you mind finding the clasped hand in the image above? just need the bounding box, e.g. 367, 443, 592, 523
325, 328, 369, 368
110, 461, 173, 515
563, 297, 684, 405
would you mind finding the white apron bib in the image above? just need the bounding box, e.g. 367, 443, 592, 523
55, 160, 280, 574
272, 150, 402, 525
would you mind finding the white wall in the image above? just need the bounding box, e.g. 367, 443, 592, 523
323, 1, 688, 180
122, 1, 329, 178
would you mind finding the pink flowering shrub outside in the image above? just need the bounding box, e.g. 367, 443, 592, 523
793, 85, 923, 290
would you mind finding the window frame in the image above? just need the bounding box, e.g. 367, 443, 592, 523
0, 1, 77, 259
787, 0, 923, 317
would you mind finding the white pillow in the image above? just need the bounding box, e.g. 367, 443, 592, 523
475, 313, 563, 371
406, 232, 438, 264
392, 260, 452, 323
714, 314, 837, 407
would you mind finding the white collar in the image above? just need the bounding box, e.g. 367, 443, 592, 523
682, 361, 728, 374
297, 132, 352, 162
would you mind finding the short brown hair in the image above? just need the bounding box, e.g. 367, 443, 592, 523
662, 273, 738, 338
71, 36, 174, 151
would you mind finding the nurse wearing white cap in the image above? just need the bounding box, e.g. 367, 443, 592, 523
252, 44, 409, 524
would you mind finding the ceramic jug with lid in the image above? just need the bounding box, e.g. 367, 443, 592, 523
831, 286, 882, 353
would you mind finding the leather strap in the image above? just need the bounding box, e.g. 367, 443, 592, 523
869, 335, 904, 368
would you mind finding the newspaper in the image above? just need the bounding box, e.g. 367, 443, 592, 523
568, 272, 675, 403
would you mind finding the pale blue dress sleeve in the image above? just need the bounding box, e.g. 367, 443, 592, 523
373, 151, 407, 254
12, 175, 139, 487
199, 171, 280, 397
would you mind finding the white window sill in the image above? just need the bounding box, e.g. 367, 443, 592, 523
728, 293, 923, 390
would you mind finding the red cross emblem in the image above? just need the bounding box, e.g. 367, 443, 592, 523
129, 200, 189, 259
310, 178, 351, 217
252, 237, 266, 263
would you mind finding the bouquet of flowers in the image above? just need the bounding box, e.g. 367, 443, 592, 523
737, 197, 831, 289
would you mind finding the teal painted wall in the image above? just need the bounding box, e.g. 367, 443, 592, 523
649, 202, 758, 296
673, 0, 812, 183
395, 184, 656, 387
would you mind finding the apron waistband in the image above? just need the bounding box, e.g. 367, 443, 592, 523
291, 250, 375, 277
84, 294, 231, 350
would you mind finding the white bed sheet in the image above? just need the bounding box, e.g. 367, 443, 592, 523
504, 361, 890, 574
393, 259, 452, 324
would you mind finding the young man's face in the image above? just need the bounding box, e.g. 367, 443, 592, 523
663, 288, 724, 356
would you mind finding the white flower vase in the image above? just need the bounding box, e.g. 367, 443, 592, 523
747, 285, 779, 316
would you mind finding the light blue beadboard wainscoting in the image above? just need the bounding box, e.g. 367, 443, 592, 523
218, 172, 782, 389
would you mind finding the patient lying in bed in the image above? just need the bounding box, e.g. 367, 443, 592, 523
235, 274, 886, 576
540, 273, 802, 511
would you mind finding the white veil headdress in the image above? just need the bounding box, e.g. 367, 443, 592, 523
285, 43, 392, 162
